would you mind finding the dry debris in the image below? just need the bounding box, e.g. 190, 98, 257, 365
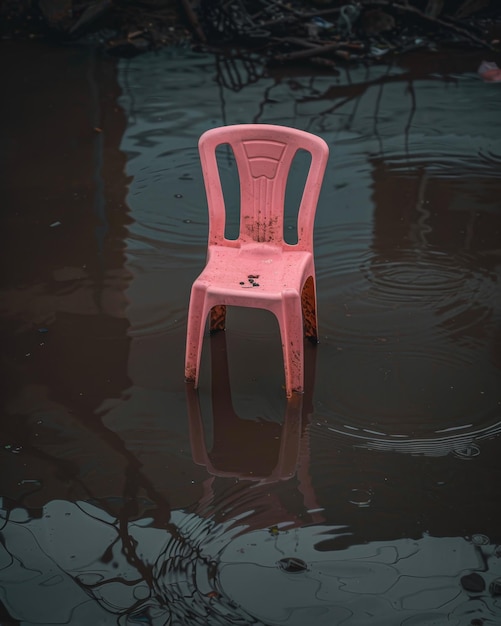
191, 0, 500, 66
1, 0, 500, 64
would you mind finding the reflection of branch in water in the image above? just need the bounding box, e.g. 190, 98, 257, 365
87, 48, 109, 259
252, 78, 281, 123
344, 88, 362, 131
3, 403, 184, 569
87, 48, 110, 316
5, 408, 233, 613
372, 60, 394, 155
412, 167, 432, 248
2, 445, 92, 509
216, 57, 228, 126
214, 52, 264, 93
314, 92, 363, 136
404, 78, 417, 161
463, 207, 479, 251
3, 499, 501, 625
302, 70, 452, 137
78, 411, 178, 534
334, 65, 367, 132
117, 466, 159, 588
215, 53, 266, 125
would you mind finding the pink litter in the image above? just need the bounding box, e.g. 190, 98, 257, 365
477, 60, 501, 82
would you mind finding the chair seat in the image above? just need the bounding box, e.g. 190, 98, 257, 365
197, 245, 314, 302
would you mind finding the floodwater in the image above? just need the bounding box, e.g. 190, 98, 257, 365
1, 40, 501, 625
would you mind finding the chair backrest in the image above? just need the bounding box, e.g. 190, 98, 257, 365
198, 124, 329, 251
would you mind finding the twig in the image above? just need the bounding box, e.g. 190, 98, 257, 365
180, 0, 207, 43
310, 56, 338, 69
275, 41, 341, 62
272, 36, 322, 49
69, 0, 112, 35
361, 0, 494, 50
272, 0, 304, 18
257, 14, 298, 28
253, 2, 342, 28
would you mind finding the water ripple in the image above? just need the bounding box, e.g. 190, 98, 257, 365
316, 226, 499, 351
478, 147, 501, 168
313, 419, 501, 458
381, 149, 501, 178
360, 248, 497, 333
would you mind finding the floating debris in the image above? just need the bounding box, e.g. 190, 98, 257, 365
277, 557, 308, 573
478, 60, 501, 82
2, 1, 498, 65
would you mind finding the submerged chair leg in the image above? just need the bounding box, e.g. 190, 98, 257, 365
301, 276, 319, 343
185, 283, 210, 387
279, 289, 305, 397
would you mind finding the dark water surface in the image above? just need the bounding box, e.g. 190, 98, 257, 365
1, 41, 501, 625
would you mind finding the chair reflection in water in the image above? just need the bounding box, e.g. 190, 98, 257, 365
186, 330, 321, 527
184, 124, 329, 397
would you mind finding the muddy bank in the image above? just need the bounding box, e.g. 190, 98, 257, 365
2, 0, 500, 63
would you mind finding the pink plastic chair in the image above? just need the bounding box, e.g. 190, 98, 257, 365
184, 124, 329, 396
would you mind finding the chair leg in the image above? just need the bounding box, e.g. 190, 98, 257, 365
185, 282, 209, 386
279, 289, 304, 397
301, 276, 318, 343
